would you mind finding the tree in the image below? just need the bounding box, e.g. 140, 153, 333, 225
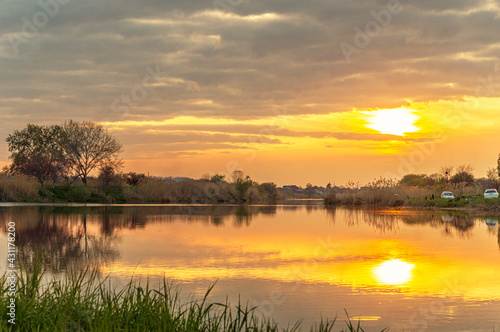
440, 165, 454, 181
449, 164, 475, 186
497, 154, 500, 178
98, 165, 122, 187
487, 167, 500, 189
258, 182, 278, 202
450, 171, 475, 186
456, 164, 474, 174
126, 172, 145, 186
61, 121, 123, 185
210, 174, 226, 183
6, 124, 66, 186
399, 174, 436, 187
231, 170, 245, 182
305, 183, 315, 197
232, 170, 252, 201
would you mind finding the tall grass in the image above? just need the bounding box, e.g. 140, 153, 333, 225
325, 178, 428, 207
0, 261, 376, 331
0, 174, 280, 204
325, 177, 500, 211
0, 174, 38, 202
124, 177, 278, 204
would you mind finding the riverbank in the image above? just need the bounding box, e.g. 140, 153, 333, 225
0, 262, 372, 332
0, 174, 287, 204
324, 191, 500, 213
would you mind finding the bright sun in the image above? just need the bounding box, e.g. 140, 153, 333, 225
366, 108, 420, 136
373, 259, 415, 285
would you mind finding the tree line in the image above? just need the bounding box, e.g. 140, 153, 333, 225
399, 163, 500, 189
4, 121, 122, 186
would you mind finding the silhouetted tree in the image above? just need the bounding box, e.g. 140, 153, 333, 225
231, 170, 245, 182
6, 124, 66, 186
305, 183, 315, 197
61, 121, 123, 185
126, 172, 145, 186
210, 174, 226, 183
399, 174, 434, 187
497, 154, 500, 178
450, 171, 475, 186
486, 168, 500, 189
232, 170, 252, 201
258, 182, 278, 202
98, 165, 122, 187
440, 165, 454, 181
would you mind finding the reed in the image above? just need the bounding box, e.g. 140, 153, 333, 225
0, 174, 38, 202
0, 261, 377, 331
325, 178, 500, 212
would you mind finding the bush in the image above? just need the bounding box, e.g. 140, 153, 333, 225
46, 184, 92, 202
258, 182, 278, 203
324, 191, 340, 205
450, 171, 475, 186
126, 172, 145, 186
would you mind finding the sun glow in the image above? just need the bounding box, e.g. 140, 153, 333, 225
373, 259, 415, 285
366, 108, 420, 136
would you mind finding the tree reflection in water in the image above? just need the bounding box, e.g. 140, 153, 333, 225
0, 205, 277, 272
326, 207, 490, 239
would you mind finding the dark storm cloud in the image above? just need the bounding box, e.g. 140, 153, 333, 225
0, 0, 499, 158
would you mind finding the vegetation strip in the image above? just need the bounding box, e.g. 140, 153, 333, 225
0, 261, 380, 332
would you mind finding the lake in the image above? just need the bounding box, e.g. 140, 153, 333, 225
1, 202, 499, 331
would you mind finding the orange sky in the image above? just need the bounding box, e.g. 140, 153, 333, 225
104, 98, 500, 186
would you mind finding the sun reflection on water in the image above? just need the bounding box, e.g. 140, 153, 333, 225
373, 259, 415, 285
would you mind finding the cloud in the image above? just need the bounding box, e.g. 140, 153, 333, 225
1, 0, 500, 175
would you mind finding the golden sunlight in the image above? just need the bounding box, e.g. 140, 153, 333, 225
366, 108, 420, 136
373, 259, 415, 285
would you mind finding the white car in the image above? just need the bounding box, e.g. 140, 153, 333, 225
485, 219, 498, 226
484, 189, 499, 199
441, 191, 455, 199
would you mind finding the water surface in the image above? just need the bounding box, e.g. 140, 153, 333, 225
1, 203, 499, 331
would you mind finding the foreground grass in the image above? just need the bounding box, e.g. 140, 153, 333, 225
0, 262, 379, 332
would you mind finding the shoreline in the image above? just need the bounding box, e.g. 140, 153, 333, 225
2, 199, 500, 216
324, 202, 500, 215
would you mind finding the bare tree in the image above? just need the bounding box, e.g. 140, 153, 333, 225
487, 167, 500, 189
62, 121, 123, 185
487, 168, 499, 181
440, 165, 454, 180
497, 154, 500, 178
456, 164, 474, 174
450, 164, 475, 186
231, 170, 245, 182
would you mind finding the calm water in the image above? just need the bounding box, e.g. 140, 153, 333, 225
1, 203, 500, 331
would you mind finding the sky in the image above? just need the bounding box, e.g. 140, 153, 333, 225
1, 0, 500, 186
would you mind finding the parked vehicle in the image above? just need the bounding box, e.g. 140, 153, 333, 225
441, 191, 455, 199
484, 189, 499, 199
485, 219, 498, 226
